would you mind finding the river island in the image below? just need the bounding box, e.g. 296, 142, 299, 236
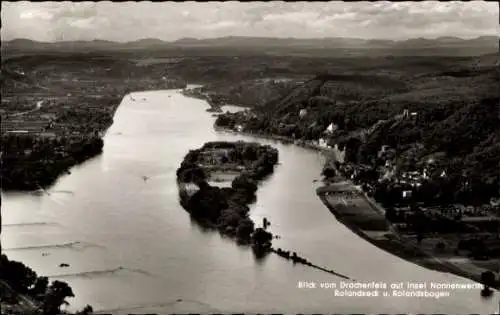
176, 141, 356, 279
176, 140, 278, 250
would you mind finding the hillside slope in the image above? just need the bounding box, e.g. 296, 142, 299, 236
215, 54, 500, 205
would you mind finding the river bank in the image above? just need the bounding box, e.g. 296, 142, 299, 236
2, 54, 188, 192
214, 124, 499, 291
3, 88, 497, 314
316, 184, 496, 290
2, 88, 187, 192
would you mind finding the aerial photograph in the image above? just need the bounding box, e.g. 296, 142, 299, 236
1, 1, 499, 314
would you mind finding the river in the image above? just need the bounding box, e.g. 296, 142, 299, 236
1, 89, 498, 314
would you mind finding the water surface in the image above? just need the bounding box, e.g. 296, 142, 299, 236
2, 89, 498, 314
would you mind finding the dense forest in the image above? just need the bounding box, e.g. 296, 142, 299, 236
0, 254, 93, 315
215, 54, 500, 206
1, 134, 104, 191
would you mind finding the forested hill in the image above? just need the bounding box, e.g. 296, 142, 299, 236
258, 54, 499, 116
217, 53, 500, 204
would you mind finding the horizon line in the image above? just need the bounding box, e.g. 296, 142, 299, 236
3, 34, 499, 44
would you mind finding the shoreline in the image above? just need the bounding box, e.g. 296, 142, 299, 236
1, 86, 186, 193
175, 140, 357, 280
176, 141, 278, 248
4, 87, 494, 294
214, 125, 498, 290
316, 188, 493, 288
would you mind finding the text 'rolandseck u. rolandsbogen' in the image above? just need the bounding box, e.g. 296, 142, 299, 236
297, 281, 483, 299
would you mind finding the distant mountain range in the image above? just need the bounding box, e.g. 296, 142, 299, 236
2, 36, 499, 56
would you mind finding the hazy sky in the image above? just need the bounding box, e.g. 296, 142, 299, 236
2, 1, 499, 42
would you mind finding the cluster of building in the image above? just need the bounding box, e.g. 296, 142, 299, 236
3, 118, 49, 134
392, 203, 500, 234
3, 113, 97, 140
198, 148, 231, 166
334, 141, 500, 232
402, 109, 418, 120
374, 144, 450, 195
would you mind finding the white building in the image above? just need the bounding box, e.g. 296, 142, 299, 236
7, 130, 29, 134
423, 168, 429, 179
325, 123, 338, 134
40, 114, 57, 120
180, 182, 200, 197
318, 138, 328, 148
332, 144, 346, 163
299, 109, 307, 118
39, 132, 57, 139
402, 190, 412, 199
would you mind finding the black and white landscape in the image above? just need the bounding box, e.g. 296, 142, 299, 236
1, 2, 499, 314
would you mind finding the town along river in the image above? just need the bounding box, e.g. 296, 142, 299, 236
1, 89, 498, 314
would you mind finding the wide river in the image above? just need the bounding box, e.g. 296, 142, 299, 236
2, 89, 498, 314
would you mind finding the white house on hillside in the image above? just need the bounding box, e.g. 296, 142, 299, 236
332, 144, 346, 163
318, 138, 328, 148
299, 109, 307, 118
325, 123, 338, 134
